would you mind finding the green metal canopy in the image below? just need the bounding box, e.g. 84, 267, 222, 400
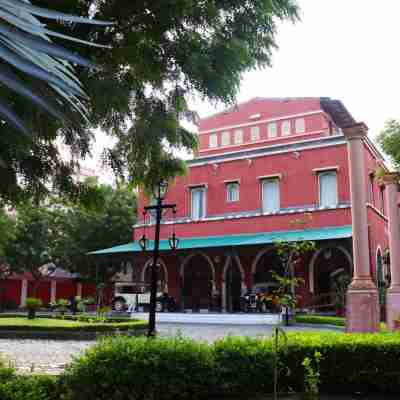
89, 225, 352, 255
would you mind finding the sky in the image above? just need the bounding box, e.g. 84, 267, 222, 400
87, 0, 400, 180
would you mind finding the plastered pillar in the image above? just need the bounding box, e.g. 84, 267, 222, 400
343, 123, 379, 332
76, 282, 83, 298
383, 173, 400, 330
50, 280, 57, 304
20, 279, 28, 307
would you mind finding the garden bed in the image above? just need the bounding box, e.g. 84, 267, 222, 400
294, 315, 345, 326
0, 317, 147, 339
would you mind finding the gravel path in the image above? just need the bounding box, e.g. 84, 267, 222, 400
0, 323, 343, 374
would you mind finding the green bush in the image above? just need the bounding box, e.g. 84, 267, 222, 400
62, 336, 216, 400
61, 332, 400, 400
0, 375, 59, 400
294, 315, 345, 326
279, 332, 400, 394
213, 336, 274, 396
25, 298, 42, 310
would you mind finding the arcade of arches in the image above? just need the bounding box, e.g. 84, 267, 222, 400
120, 242, 355, 312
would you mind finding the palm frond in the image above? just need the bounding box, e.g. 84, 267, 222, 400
0, 0, 111, 134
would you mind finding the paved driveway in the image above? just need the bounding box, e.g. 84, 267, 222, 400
158, 322, 343, 341
0, 322, 343, 374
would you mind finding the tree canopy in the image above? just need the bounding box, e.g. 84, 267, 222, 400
3, 183, 136, 282
1, 0, 299, 205
378, 119, 400, 172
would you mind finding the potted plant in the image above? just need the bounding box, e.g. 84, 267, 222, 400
25, 297, 42, 319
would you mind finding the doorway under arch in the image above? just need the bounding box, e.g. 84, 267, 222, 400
252, 249, 284, 295
223, 256, 244, 312
142, 259, 168, 293
182, 253, 214, 312
309, 245, 352, 295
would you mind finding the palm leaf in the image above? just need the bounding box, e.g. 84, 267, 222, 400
0, 0, 111, 134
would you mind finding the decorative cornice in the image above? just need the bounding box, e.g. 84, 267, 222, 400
134, 203, 351, 228
342, 122, 368, 140
189, 135, 347, 167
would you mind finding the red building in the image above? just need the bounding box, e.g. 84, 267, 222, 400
93, 97, 391, 313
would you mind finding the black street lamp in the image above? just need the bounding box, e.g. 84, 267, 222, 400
139, 179, 178, 337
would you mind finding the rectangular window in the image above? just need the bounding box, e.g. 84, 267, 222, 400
281, 120, 291, 136
295, 118, 306, 134
234, 129, 243, 144
380, 186, 385, 214
267, 122, 277, 138
250, 126, 260, 142
226, 182, 239, 202
209, 133, 218, 148
369, 173, 375, 205
262, 179, 280, 213
191, 187, 206, 220
319, 171, 338, 207
221, 131, 231, 146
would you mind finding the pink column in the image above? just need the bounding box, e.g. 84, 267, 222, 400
343, 123, 379, 332
383, 173, 400, 330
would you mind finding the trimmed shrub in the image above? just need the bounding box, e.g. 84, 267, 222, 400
62, 332, 400, 399
213, 336, 274, 396
62, 336, 216, 400
0, 375, 59, 400
279, 332, 400, 394
294, 315, 345, 326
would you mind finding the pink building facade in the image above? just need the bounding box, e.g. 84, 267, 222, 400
96, 98, 391, 314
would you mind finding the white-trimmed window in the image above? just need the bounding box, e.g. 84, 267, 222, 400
191, 187, 206, 220
281, 120, 291, 136
267, 122, 277, 138
234, 129, 243, 144
226, 182, 239, 202
295, 118, 306, 134
250, 126, 260, 142
319, 171, 338, 207
221, 131, 231, 146
262, 179, 280, 213
380, 186, 385, 214
209, 133, 218, 148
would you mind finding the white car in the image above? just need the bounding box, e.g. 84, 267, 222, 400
112, 283, 163, 312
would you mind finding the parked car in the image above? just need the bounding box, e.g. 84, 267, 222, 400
112, 283, 176, 312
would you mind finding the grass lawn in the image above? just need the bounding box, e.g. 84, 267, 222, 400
295, 315, 345, 326
0, 317, 147, 332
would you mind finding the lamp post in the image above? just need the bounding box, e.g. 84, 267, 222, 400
138, 179, 178, 337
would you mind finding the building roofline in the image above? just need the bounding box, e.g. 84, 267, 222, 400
197, 97, 325, 125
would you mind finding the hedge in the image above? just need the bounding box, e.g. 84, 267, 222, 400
294, 315, 345, 326
60, 332, 400, 400
2, 332, 400, 399
0, 317, 147, 332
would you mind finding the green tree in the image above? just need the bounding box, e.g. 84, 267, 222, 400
3, 205, 61, 295
53, 183, 137, 281
378, 119, 400, 172
0, 209, 15, 259
272, 240, 315, 325
1, 0, 299, 204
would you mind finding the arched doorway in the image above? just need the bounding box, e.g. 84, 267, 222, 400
252, 249, 284, 294
182, 253, 214, 312
224, 257, 243, 312
143, 259, 168, 293
311, 246, 352, 295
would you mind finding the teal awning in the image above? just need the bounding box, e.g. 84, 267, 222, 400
89, 225, 352, 255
